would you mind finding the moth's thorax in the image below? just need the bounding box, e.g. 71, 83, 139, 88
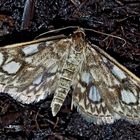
72, 30, 86, 52
59, 38, 83, 88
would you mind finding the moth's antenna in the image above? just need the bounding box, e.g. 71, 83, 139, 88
84, 28, 127, 47
35, 26, 80, 39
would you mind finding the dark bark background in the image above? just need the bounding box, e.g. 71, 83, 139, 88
0, 0, 140, 139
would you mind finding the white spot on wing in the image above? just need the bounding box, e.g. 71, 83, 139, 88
121, 89, 137, 104
2, 61, 21, 74
81, 72, 92, 84
102, 57, 108, 63
22, 44, 39, 56
112, 66, 126, 79
89, 86, 101, 102
33, 74, 43, 85
0, 52, 4, 65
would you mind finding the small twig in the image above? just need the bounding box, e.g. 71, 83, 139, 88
35, 109, 40, 130
21, 0, 36, 30
53, 117, 59, 129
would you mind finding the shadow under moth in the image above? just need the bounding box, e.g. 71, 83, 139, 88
0, 26, 139, 124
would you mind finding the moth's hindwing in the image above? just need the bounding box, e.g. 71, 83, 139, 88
72, 42, 140, 124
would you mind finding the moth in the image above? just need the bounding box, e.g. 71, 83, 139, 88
0, 26, 140, 124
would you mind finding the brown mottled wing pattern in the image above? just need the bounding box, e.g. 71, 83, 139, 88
72, 42, 140, 124
0, 38, 70, 104
0, 28, 140, 124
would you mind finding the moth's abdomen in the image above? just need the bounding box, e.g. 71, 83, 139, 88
51, 47, 81, 116
51, 77, 72, 116
51, 63, 77, 116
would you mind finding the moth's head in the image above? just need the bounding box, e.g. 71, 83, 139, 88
72, 28, 86, 52
73, 27, 86, 39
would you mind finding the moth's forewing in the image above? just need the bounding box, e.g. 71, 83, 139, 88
0, 35, 68, 104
